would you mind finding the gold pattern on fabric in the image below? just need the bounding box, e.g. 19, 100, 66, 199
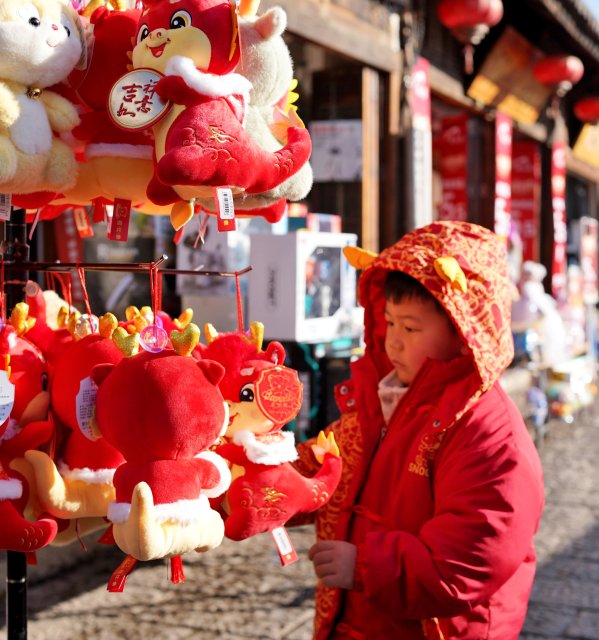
313, 411, 364, 637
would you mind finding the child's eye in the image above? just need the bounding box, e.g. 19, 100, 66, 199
404, 326, 417, 333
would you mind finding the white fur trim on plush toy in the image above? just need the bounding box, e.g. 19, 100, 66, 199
108, 493, 214, 525
195, 450, 231, 498
58, 462, 116, 485
233, 430, 298, 465
0, 477, 23, 500
165, 56, 252, 101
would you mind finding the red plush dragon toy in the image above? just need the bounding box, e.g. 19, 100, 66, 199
92, 323, 231, 589
202, 322, 342, 546
114, 0, 312, 229
0, 309, 58, 555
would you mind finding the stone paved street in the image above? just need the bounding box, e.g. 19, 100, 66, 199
1, 387, 599, 639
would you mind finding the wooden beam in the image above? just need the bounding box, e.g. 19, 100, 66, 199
362, 67, 380, 251
259, 0, 400, 73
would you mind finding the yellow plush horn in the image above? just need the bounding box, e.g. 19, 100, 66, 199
238, 0, 260, 17
204, 323, 219, 345
433, 256, 468, 293
343, 246, 378, 270
248, 321, 264, 351
171, 323, 201, 357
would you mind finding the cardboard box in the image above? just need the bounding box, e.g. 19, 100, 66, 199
248, 231, 358, 343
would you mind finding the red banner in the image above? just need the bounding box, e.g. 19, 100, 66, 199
551, 141, 567, 301
579, 216, 598, 305
494, 112, 513, 242
437, 113, 469, 221
511, 141, 541, 263
53, 211, 84, 305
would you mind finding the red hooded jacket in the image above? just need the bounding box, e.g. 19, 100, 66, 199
294, 221, 544, 639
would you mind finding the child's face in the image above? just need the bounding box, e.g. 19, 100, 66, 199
384, 296, 465, 385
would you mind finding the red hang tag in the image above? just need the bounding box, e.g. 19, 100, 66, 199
271, 526, 299, 566
107, 555, 138, 592
25, 552, 38, 566
215, 187, 236, 232
170, 556, 185, 584
173, 227, 184, 245
72, 207, 94, 238
107, 199, 132, 242
92, 200, 106, 223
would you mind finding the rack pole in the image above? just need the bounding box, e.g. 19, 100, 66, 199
3, 208, 29, 640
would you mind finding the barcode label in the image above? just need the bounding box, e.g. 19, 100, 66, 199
216, 188, 234, 219
0, 194, 11, 221
271, 526, 298, 566
215, 187, 236, 232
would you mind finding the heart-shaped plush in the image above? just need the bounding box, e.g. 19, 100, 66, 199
170, 323, 200, 357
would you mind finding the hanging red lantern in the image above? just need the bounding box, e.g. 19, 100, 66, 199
533, 56, 584, 96
437, 0, 504, 74
573, 96, 599, 123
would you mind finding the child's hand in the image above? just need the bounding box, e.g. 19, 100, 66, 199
308, 540, 357, 589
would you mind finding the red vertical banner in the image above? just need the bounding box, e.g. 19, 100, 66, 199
408, 57, 433, 227
53, 211, 84, 305
494, 112, 513, 242
511, 141, 541, 263
579, 216, 598, 305
437, 113, 469, 221
551, 141, 567, 301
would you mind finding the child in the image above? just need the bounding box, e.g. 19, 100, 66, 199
293, 221, 544, 640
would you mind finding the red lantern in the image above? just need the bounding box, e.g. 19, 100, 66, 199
533, 56, 584, 96
574, 97, 599, 123
437, 0, 504, 74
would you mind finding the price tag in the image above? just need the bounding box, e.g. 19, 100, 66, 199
0, 194, 11, 221
271, 526, 298, 566
108, 68, 171, 132
73, 207, 94, 238
107, 199, 131, 242
0, 370, 15, 424
76, 376, 99, 441
215, 187, 236, 232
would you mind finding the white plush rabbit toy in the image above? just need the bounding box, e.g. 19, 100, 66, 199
0, 0, 86, 196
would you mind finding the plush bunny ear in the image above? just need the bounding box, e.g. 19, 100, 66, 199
92, 363, 115, 387
70, 6, 91, 71
196, 359, 225, 387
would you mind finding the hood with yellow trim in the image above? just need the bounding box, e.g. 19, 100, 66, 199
357, 221, 513, 392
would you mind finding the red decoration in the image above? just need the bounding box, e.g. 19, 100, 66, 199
533, 56, 584, 96
437, 0, 504, 74
574, 96, 599, 123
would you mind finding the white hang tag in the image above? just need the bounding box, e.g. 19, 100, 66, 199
76, 376, 99, 441
0, 370, 15, 423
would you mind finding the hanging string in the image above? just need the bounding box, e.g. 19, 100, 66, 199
76, 266, 93, 318
235, 272, 244, 332
149, 264, 163, 321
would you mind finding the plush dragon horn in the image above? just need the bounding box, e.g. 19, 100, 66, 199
238, 0, 260, 16
342, 246, 378, 270
204, 323, 219, 345
248, 321, 264, 351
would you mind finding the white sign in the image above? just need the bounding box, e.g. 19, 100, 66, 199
309, 119, 362, 182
